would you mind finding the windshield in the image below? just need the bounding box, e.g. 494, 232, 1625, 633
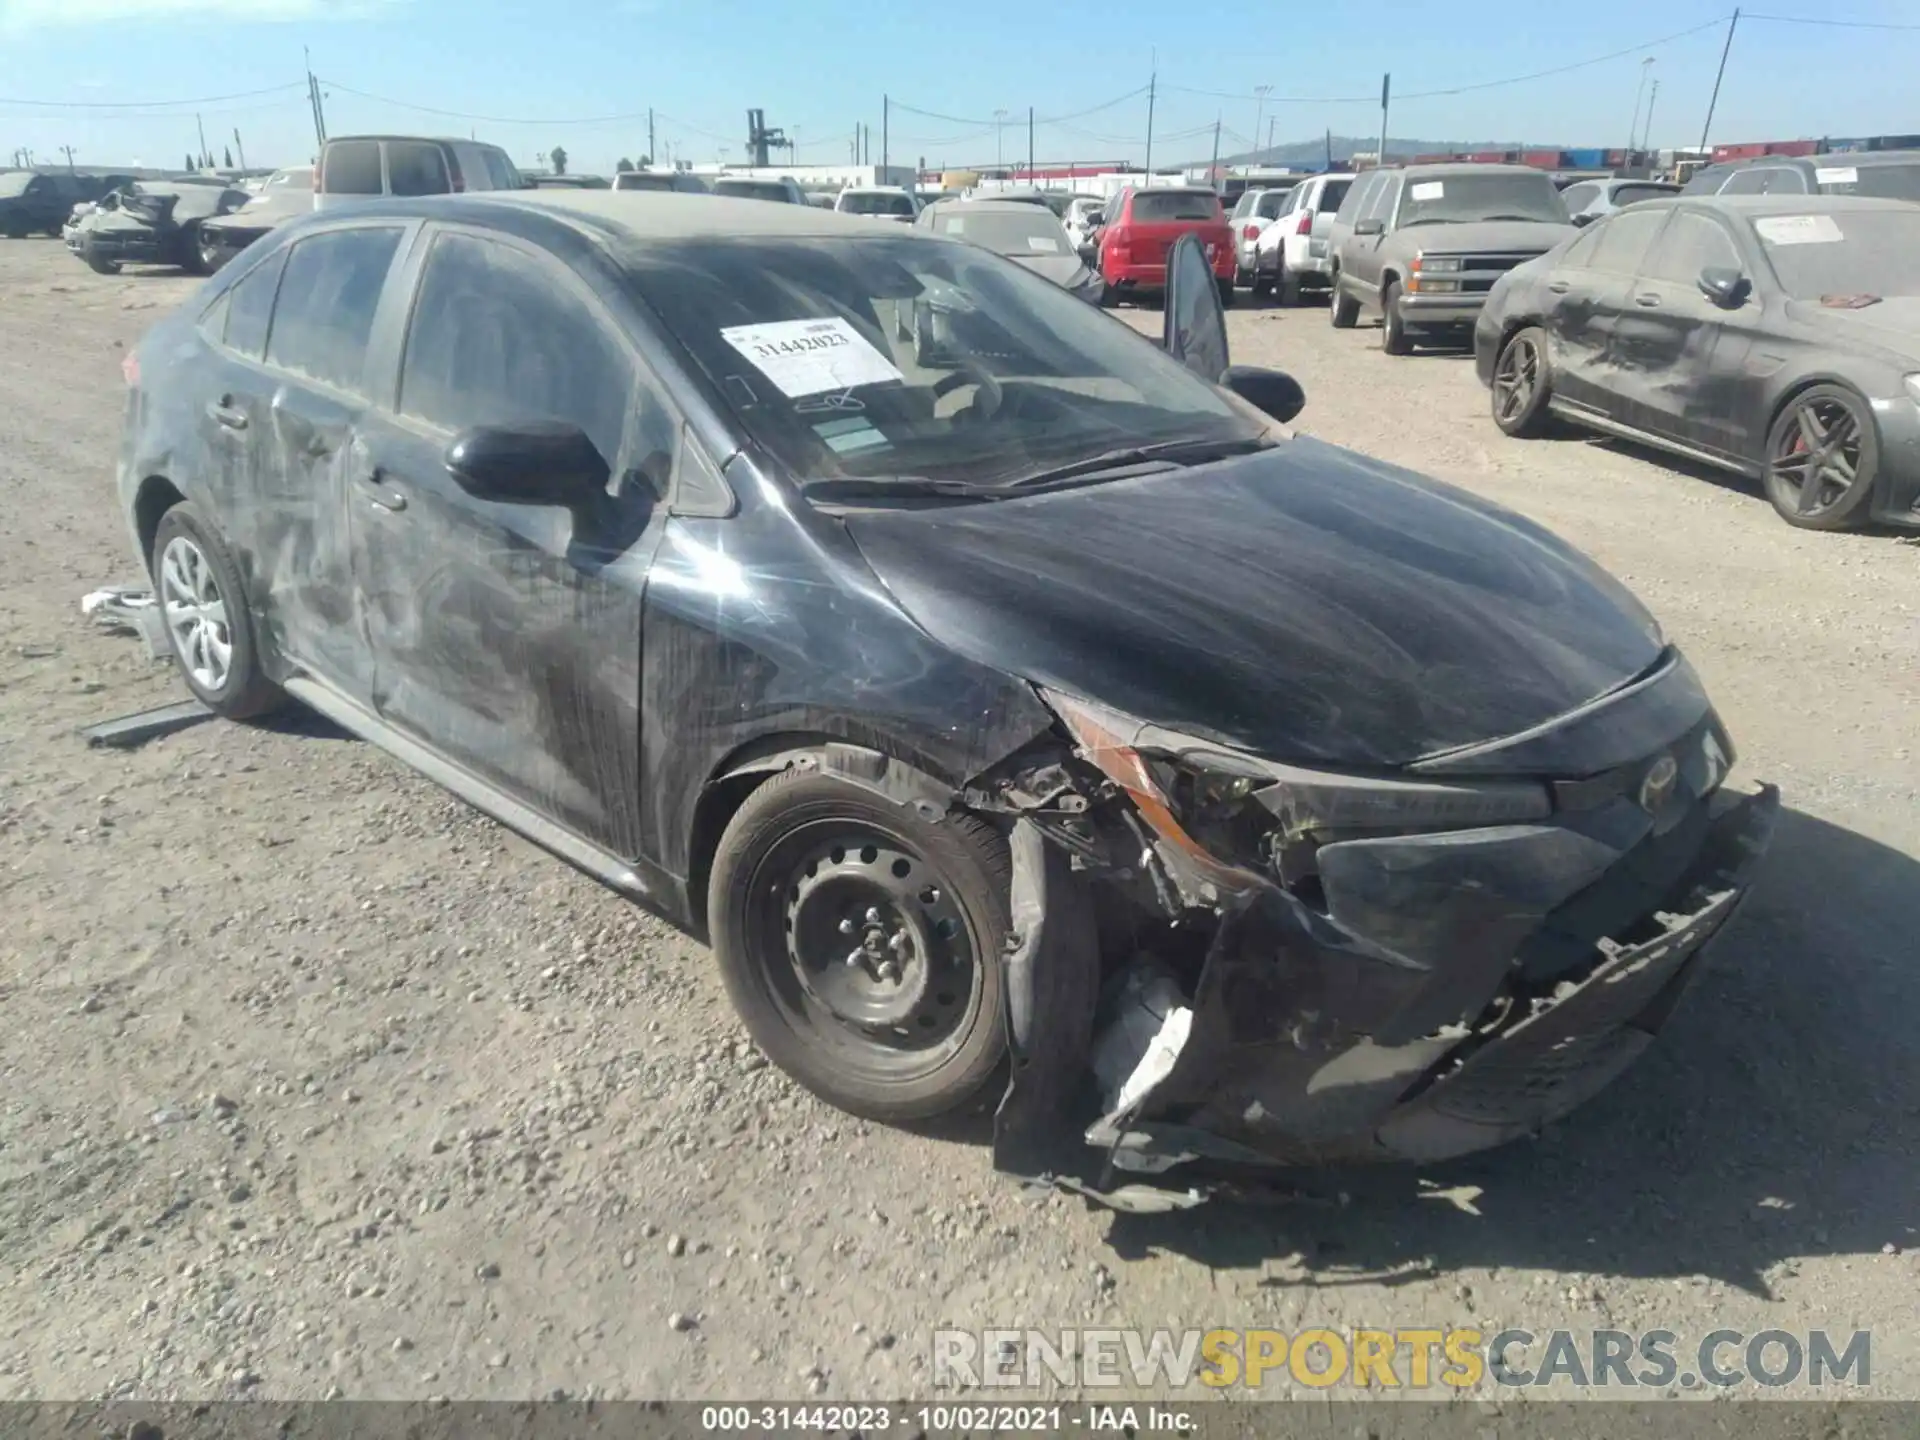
1397, 172, 1570, 226
616, 172, 676, 190
1132, 190, 1222, 222
1816, 160, 1920, 202
715, 180, 791, 203
625, 235, 1261, 493
1612, 183, 1676, 207
841, 191, 915, 216
1753, 208, 1920, 299
0, 172, 35, 198
930, 209, 1072, 256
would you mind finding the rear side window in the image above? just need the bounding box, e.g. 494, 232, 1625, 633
386, 142, 450, 197
321, 140, 383, 195
265, 227, 404, 393
1560, 182, 1602, 213
1315, 179, 1351, 213
225, 248, 287, 360
1612, 183, 1676, 207
399, 232, 639, 470
1255, 190, 1289, 219
1587, 208, 1668, 275
1131, 190, 1221, 221
1334, 174, 1375, 221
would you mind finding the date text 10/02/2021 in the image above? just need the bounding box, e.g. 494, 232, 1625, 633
700, 1405, 1192, 1432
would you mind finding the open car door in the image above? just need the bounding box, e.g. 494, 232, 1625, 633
1162, 232, 1229, 384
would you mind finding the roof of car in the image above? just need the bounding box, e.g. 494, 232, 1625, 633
1398, 162, 1555, 178
1714, 148, 1920, 170
412, 189, 917, 242
1683, 193, 1915, 215
325, 134, 502, 147
932, 198, 1060, 217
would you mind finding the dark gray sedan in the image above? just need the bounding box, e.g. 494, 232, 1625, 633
1475, 194, 1920, 530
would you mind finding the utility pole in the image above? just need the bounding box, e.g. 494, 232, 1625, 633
1144, 71, 1157, 174
1267, 116, 1277, 156
196, 112, 210, 169
882, 95, 889, 179
232, 129, 247, 171
1627, 56, 1653, 165
60, 144, 76, 171
304, 48, 327, 150
1326, 127, 1333, 171
1253, 84, 1271, 163
648, 108, 655, 165
1028, 106, 1034, 177
1641, 80, 1660, 154
1208, 116, 1221, 182
1699, 7, 1740, 155
1378, 73, 1390, 168
994, 109, 1008, 168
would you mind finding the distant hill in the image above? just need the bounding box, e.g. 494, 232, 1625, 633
1203, 134, 1549, 167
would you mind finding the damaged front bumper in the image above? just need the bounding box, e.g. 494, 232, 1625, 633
988, 679, 1779, 1210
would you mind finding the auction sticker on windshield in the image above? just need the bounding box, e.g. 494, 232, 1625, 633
1754, 214, 1844, 246
720, 318, 904, 397
1026, 235, 1062, 251
1814, 166, 1859, 185
1409, 181, 1445, 201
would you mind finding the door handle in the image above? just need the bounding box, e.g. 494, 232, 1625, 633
1635, 293, 1662, 308
358, 466, 407, 514
206, 400, 247, 431
1547, 280, 1571, 294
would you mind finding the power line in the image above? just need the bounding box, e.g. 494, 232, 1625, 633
317, 80, 652, 127
1743, 10, 1920, 28
0, 81, 306, 110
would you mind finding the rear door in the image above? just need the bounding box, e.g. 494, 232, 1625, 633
1345, 172, 1401, 303
351, 225, 675, 856
1608, 208, 1756, 457
221, 224, 410, 695
1164, 233, 1229, 383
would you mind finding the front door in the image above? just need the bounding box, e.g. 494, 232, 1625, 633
1544, 207, 1667, 420
350, 226, 674, 859
1164, 232, 1229, 383
1606, 209, 1756, 459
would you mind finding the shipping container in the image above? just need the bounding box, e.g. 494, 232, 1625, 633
1767, 139, 1820, 157
1412, 152, 1451, 164
1521, 149, 1563, 168
1467, 149, 1506, 163
1604, 148, 1630, 166
1822, 137, 1869, 154
1868, 133, 1920, 151
1711, 142, 1768, 162
1563, 147, 1607, 168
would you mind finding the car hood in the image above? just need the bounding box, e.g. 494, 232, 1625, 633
212, 190, 312, 229
1397, 219, 1576, 253
1786, 296, 1920, 361
1008, 252, 1094, 288
843, 437, 1664, 768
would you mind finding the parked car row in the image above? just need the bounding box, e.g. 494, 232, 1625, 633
115, 190, 1776, 1206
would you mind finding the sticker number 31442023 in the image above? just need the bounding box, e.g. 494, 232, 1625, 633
720, 317, 906, 398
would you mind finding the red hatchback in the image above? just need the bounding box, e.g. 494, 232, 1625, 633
1097, 185, 1236, 305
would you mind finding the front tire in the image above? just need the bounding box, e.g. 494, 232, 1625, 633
1763, 384, 1880, 531
1381, 281, 1413, 355
708, 769, 1011, 1123
151, 502, 283, 719
1491, 326, 1554, 437
1330, 275, 1359, 328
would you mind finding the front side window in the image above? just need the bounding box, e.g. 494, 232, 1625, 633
1643, 213, 1741, 285
399, 231, 640, 470
1363, 175, 1398, 223
1720, 167, 1770, 196
264, 227, 404, 393
1334, 173, 1377, 222
386, 142, 451, 197
626, 234, 1261, 495
321, 140, 383, 195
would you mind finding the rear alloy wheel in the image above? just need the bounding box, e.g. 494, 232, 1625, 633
1763, 385, 1880, 531
1381, 280, 1413, 355
708, 770, 1010, 1123
1329, 275, 1359, 328
1491, 326, 1554, 437
151, 503, 283, 719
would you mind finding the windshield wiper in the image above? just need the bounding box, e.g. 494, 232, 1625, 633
1002, 436, 1273, 490
799, 474, 997, 504
1482, 213, 1555, 222
1398, 217, 1462, 227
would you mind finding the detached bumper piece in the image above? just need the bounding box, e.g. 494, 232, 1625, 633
1025, 784, 1777, 1211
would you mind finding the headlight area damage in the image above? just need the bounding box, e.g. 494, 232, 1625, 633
969, 655, 1777, 1212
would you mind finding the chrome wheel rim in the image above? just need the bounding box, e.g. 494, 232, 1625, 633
1771, 396, 1864, 517
159, 535, 232, 692
1494, 335, 1540, 423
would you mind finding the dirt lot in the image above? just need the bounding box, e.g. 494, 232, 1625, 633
1, 238, 1917, 1406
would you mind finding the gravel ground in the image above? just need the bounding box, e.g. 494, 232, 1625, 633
1, 239, 1916, 1407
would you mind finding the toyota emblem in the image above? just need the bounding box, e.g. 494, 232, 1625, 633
1638, 753, 1679, 814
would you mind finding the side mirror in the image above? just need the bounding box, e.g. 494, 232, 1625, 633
1697, 266, 1751, 309
1354, 218, 1385, 237
444, 422, 610, 507
1225, 364, 1305, 424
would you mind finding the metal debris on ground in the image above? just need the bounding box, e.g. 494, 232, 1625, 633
80, 698, 213, 750
81, 584, 169, 661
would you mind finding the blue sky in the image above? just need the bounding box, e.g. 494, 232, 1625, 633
2, 0, 1918, 175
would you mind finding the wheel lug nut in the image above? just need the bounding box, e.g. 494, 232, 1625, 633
864, 907, 882, 924
838, 918, 856, 935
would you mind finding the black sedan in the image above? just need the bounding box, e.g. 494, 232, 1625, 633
1476, 194, 1920, 530
116, 194, 1774, 1206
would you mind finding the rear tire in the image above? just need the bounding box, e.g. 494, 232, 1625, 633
708, 769, 1011, 1123
150, 502, 284, 720
1330, 275, 1359, 329
1278, 265, 1301, 307
85, 252, 120, 275
1250, 267, 1273, 299
1381, 281, 1413, 355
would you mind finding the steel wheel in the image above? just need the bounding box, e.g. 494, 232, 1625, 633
759, 822, 983, 1077
1765, 386, 1878, 530
159, 534, 233, 692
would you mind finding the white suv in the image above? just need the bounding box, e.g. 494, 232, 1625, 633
1227, 187, 1294, 288
1253, 171, 1354, 304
